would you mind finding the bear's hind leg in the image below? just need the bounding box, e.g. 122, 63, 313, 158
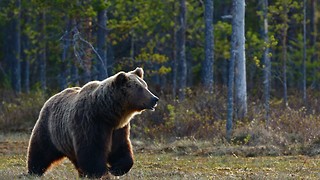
27, 133, 64, 175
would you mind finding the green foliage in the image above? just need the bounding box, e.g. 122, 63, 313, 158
214, 21, 232, 60
246, 30, 264, 68
134, 52, 171, 77
136, 53, 168, 64
0, 0, 314, 96
108, 0, 174, 45
165, 104, 175, 128
268, 0, 303, 41
0, 73, 11, 89
92, 0, 109, 12
158, 66, 171, 75
0, 3, 314, 95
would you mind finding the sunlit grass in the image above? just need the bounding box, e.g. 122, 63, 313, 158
1, 154, 320, 179
131, 153, 320, 179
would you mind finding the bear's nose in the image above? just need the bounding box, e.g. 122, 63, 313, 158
153, 96, 159, 103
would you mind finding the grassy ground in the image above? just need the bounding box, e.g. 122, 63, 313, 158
0, 133, 320, 179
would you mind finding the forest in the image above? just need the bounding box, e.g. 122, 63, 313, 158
1, 0, 320, 179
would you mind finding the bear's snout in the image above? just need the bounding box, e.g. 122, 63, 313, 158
146, 95, 158, 111
150, 96, 159, 111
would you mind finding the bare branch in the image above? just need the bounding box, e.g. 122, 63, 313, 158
60, 26, 108, 75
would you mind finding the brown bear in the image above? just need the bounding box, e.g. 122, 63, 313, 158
27, 67, 158, 178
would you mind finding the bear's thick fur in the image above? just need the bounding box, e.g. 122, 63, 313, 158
27, 67, 158, 178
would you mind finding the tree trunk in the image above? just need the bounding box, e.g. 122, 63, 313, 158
39, 49, 46, 91
71, 62, 79, 86
233, 0, 247, 119
11, 0, 21, 93
178, 0, 187, 100
22, 60, 30, 93
302, 0, 307, 104
21, 34, 30, 93
262, 0, 270, 122
172, 2, 177, 99
202, 0, 214, 92
21, 7, 30, 94
282, 5, 289, 108
130, 30, 135, 60
226, 50, 236, 142
3, 13, 11, 76
60, 19, 71, 90
282, 39, 288, 107
39, 12, 46, 91
96, 7, 108, 80
311, 0, 318, 88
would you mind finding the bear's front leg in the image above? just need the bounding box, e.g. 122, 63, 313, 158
75, 128, 113, 178
76, 148, 107, 178
108, 150, 133, 176
108, 124, 134, 176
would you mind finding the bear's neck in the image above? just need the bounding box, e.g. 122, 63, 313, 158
92, 87, 138, 129
116, 111, 140, 129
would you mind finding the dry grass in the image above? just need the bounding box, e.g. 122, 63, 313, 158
2, 154, 320, 179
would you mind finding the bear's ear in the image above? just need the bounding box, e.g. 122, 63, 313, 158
131, 67, 144, 79
115, 72, 128, 85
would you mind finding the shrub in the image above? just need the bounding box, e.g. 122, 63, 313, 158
0, 90, 46, 132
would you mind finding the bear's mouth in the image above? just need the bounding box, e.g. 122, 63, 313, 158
146, 101, 158, 111
146, 96, 159, 111
150, 103, 158, 111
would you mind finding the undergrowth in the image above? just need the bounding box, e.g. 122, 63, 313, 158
131, 88, 320, 156
0, 90, 45, 131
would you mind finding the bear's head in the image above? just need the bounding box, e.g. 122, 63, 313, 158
114, 67, 159, 112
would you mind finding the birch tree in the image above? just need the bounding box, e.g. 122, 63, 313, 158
227, 0, 247, 140
233, 0, 247, 119
262, 0, 271, 122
